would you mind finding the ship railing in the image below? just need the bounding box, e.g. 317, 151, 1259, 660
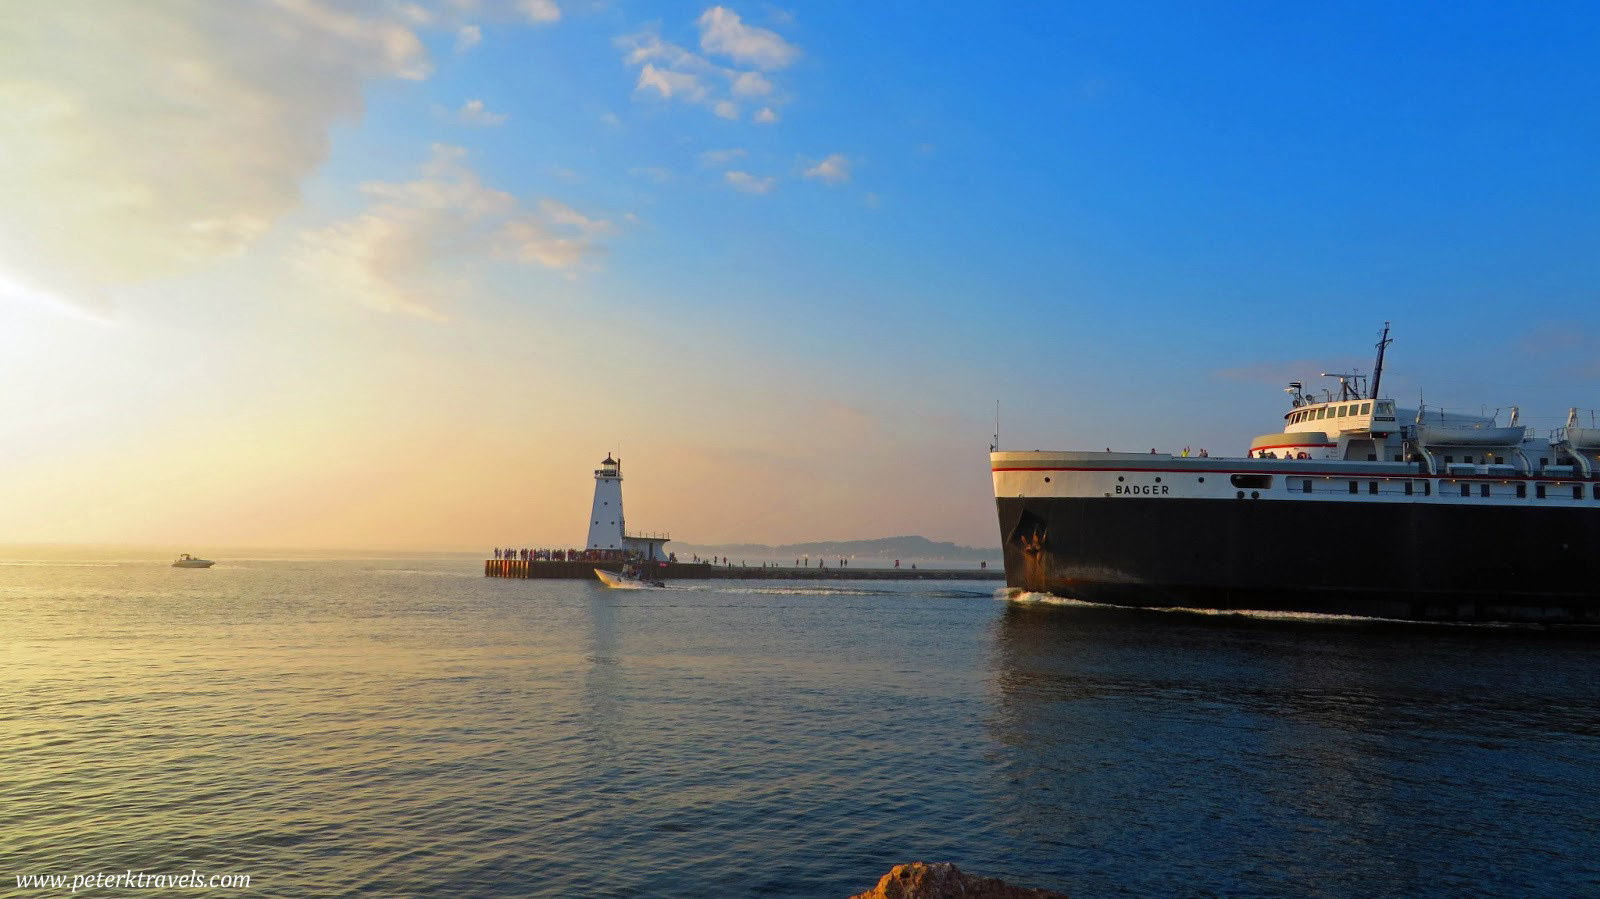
625, 531, 671, 541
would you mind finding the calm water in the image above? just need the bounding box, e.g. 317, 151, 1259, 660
4, 553, 1599, 897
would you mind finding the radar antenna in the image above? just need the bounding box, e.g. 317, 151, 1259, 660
1369, 322, 1393, 400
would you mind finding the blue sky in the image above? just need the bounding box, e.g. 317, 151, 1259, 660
1, 1, 1597, 548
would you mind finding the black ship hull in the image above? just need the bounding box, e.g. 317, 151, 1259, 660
997, 496, 1600, 624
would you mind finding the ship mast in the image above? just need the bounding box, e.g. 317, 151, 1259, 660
1369, 321, 1392, 400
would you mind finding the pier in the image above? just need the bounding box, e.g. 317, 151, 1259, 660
484, 559, 1002, 581
490, 453, 1003, 582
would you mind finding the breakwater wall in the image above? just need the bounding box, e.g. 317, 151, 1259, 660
484, 559, 1002, 581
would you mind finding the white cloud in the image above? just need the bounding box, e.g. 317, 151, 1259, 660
697, 6, 799, 70
700, 148, 747, 166
295, 145, 610, 317
803, 153, 850, 184
0, 0, 433, 311
455, 24, 482, 51
618, 30, 709, 71
636, 63, 708, 102
517, 0, 561, 23
458, 98, 508, 125
537, 198, 612, 234
724, 171, 775, 194
731, 71, 773, 97
397, 3, 435, 26
616, 19, 795, 123
752, 106, 779, 124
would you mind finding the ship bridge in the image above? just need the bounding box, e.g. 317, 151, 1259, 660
1250, 394, 1402, 462
1283, 398, 1399, 436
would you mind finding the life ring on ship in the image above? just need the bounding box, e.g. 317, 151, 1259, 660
1297, 451, 1309, 459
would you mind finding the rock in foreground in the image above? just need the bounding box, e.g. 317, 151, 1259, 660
849, 862, 1067, 899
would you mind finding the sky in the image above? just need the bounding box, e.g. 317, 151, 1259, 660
2, 1, 1598, 551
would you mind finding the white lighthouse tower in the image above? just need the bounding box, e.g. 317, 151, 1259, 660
585, 454, 670, 560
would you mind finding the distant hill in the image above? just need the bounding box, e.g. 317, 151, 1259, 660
669, 535, 1000, 562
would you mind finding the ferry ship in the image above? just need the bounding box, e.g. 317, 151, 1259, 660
991, 326, 1600, 623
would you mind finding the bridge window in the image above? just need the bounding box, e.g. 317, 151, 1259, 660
1361, 402, 1371, 414
1316, 408, 1327, 420
1230, 474, 1273, 489
1444, 455, 1454, 464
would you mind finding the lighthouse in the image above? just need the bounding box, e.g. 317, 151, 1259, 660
585, 455, 670, 560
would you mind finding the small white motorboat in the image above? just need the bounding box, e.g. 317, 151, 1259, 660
172, 554, 215, 568
594, 567, 665, 588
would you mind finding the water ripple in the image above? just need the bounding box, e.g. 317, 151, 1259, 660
2, 557, 1598, 896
